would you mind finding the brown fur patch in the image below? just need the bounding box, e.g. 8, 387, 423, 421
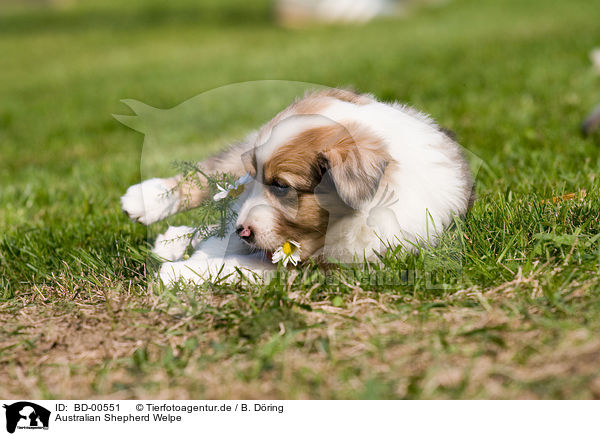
263, 125, 337, 191
263, 122, 390, 200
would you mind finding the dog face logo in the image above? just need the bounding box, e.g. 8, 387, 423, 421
2, 402, 50, 434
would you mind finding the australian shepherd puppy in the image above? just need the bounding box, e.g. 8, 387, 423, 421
121, 89, 474, 285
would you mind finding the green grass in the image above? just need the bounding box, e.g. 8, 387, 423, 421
1, 0, 600, 399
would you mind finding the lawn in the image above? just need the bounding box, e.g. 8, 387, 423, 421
1, 0, 600, 399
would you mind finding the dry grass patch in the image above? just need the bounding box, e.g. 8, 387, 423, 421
2, 266, 600, 399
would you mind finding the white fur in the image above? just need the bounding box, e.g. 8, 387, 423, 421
320, 99, 469, 246
121, 178, 179, 225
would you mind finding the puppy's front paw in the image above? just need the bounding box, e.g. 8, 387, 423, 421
157, 253, 272, 287
121, 178, 179, 225
158, 261, 190, 287
158, 258, 209, 287
153, 226, 202, 262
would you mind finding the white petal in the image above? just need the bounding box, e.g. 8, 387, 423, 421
213, 191, 229, 201
282, 256, 290, 267
273, 247, 284, 257
271, 248, 284, 264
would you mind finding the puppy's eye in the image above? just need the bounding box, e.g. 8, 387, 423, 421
269, 181, 290, 197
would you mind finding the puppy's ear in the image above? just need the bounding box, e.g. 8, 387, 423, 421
316, 127, 389, 210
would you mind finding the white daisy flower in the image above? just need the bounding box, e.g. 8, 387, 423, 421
213, 184, 230, 201
271, 240, 302, 267
212, 172, 252, 201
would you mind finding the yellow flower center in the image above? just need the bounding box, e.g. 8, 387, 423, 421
282, 241, 294, 256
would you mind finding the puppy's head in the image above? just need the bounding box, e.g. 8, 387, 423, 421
236, 115, 390, 261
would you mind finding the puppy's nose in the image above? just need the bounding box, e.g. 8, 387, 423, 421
236, 225, 254, 242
